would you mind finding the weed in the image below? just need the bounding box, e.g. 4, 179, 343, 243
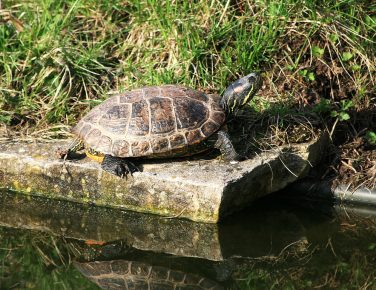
366, 131, 376, 145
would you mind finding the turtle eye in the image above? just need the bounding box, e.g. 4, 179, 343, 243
248, 76, 256, 83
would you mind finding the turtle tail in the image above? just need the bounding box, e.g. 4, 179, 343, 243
56, 138, 85, 160
68, 138, 85, 153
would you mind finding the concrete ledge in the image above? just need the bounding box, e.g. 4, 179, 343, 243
0, 134, 328, 222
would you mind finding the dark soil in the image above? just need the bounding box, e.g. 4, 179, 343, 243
255, 23, 376, 190
331, 138, 375, 190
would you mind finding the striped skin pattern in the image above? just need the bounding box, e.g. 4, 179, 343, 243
72, 85, 226, 158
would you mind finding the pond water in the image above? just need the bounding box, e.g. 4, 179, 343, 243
0, 190, 375, 289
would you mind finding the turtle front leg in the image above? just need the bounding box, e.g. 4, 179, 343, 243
101, 155, 139, 178
214, 130, 242, 162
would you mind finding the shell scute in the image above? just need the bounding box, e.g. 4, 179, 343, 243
183, 87, 208, 102
160, 86, 185, 98
151, 137, 170, 153
128, 100, 150, 136
102, 105, 129, 120
83, 98, 117, 123
119, 90, 143, 104
169, 134, 186, 148
211, 111, 226, 125
131, 140, 151, 156
150, 97, 176, 134
98, 104, 130, 135
201, 121, 219, 137
174, 97, 209, 130
85, 129, 102, 148
112, 140, 130, 157
185, 129, 203, 145
143, 86, 161, 97
96, 135, 112, 153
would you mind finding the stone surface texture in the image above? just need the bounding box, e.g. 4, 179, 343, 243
0, 134, 328, 223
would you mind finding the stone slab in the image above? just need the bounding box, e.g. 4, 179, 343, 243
0, 134, 328, 222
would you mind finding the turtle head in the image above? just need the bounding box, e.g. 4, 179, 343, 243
220, 72, 262, 115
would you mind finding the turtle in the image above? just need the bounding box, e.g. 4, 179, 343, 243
75, 259, 224, 289
59, 72, 262, 177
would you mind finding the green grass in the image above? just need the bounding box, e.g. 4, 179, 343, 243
1, 0, 373, 135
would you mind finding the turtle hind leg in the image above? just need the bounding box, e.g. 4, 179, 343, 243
214, 130, 243, 162
57, 138, 85, 160
101, 155, 139, 178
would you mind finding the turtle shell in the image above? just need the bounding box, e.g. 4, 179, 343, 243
72, 85, 226, 157
75, 259, 223, 289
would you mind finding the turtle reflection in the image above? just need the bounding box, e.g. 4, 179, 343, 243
75, 259, 223, 290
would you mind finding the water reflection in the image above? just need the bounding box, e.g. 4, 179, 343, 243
0, 190, 318, 261
0, 190, 375, 289
75, 259, 223, 290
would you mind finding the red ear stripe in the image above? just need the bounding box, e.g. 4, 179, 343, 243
233, 83, 247, 94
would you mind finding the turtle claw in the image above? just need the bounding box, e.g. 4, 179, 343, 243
115, 162, 138, 179
56, 147, 69, 160
102, 155, 139, 178
114, 163, 128, 178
